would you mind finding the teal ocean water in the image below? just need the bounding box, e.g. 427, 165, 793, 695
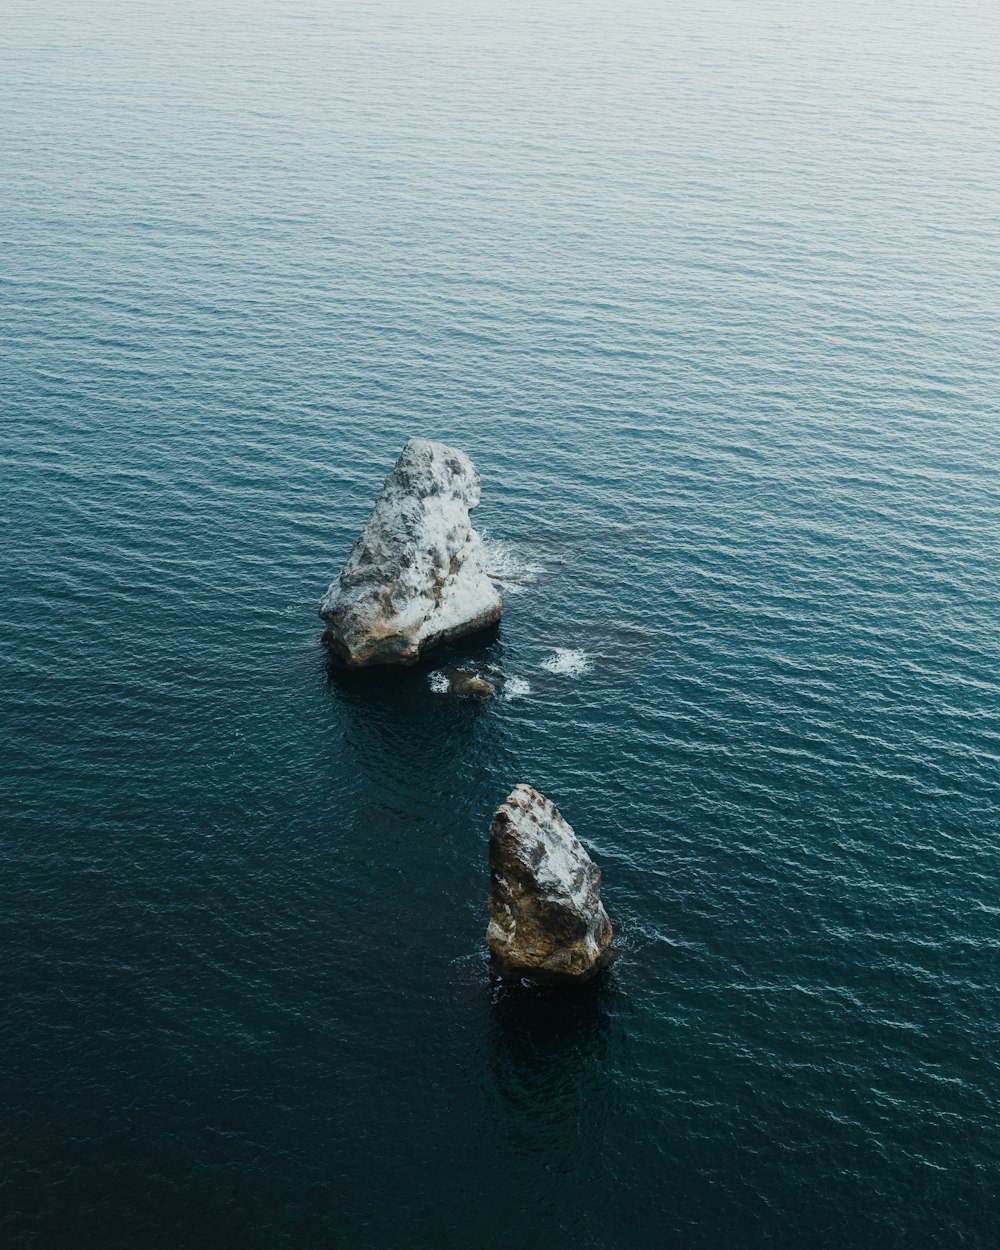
3, 2, 999, 1246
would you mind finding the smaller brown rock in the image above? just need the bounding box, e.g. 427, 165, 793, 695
450, 672, 495, 698
487, 785, 613, 985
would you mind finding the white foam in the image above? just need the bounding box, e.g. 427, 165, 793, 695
427, 670, 450, 694
541, 647, 592, 676
481, 538, 545, 589
503, 675, 531, 701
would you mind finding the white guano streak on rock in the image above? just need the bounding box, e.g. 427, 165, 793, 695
505, 785, 590, 909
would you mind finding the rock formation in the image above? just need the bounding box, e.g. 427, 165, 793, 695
320, 439, 502, 667
487, 785, 613, 984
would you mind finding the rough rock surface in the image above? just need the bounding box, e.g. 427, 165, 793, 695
487, 785, 613, 984
320, 439, 502, 666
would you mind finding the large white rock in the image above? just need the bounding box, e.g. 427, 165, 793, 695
487, 785, 613, 984
320, 438, 502, 667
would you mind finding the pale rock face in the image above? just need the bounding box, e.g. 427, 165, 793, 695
487, 785, 613, 984
320, 438, 502, 667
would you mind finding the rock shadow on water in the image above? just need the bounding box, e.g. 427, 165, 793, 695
322, 624, 506, 779
485, 973, 624, 1147
323, 619, 501, 697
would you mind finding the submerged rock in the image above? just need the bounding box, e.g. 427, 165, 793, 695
320, 439, 502, 667
448, 671, 496, 698
487, 785, 613, 985
428, 665, 529, 701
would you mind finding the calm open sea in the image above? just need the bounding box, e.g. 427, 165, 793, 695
3, 2, 999, 1246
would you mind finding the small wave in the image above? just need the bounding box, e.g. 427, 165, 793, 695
427, 670, 450, 694
541, 648, 592, 676
481, 538, 545, 589
503, 675, 531, 700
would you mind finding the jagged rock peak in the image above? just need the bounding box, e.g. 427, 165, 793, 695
487, 785, 613, 985
320, 438, 502, 667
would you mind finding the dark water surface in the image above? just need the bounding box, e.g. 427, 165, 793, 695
3, 2, 999, 1246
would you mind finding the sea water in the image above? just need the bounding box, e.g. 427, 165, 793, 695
2, 1, 999, 1246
